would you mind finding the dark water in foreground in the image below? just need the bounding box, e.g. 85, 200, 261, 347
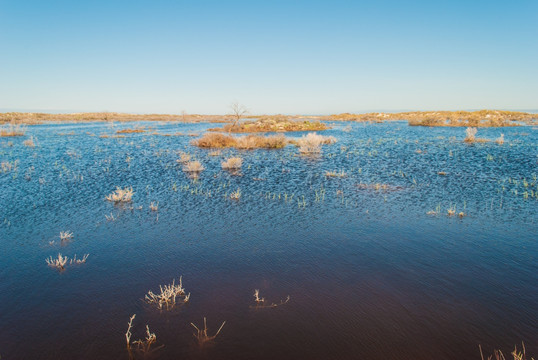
0, 121, 537, 359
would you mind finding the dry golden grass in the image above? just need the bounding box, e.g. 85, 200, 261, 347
193, 132, 288, 149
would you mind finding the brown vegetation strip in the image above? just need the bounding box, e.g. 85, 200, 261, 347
209, 115, 330, 133
324, 110, 537, 126
0, 112, 230, 124
116, 128, 147, 134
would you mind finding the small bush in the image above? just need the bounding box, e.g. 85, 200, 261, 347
221, 157, 242, 170
183, 160, 204, 173
295, 132, 336, 154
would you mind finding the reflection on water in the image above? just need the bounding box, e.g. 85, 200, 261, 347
0, 121, 536, 359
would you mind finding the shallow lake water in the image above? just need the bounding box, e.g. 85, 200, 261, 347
0, 121, 536, 359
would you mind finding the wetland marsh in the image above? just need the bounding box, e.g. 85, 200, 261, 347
0, 120, 536, 359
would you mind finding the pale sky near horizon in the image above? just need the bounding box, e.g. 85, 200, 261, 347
0, 0, 537, 115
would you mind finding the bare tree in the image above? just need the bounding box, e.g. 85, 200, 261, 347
229, 101, 248, 134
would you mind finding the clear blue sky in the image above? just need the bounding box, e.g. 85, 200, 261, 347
1, 0, 537, 114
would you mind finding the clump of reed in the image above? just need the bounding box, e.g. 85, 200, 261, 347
46, 253, 68, 270
294, 132, 336, 154
125, 314, 163, 358
149, 202, 159, 211
46, 253, 89, 270
254, 289, 265, 304
60, 231, 73, 242
99, 134, 126, 138
70, 254, 89, 264
106, 187, 134, 202
193, 132, 287, 149
464, 127, 489, 143
221, 157, 242, 170
1, 160, 18, 172
325, 170, 346, 178
190, 317, 226, 347
0, 123, 26, 137
23, 136, 36, 147
465, 127, 477, 142
183, 160, 205, 173
479, 343, 533, 360
496, 133, 505, 145
250, 289, 290, 309
356, 183, 400, 191
229, 188, 241, 200
116, 127, 147, 134
144, 276, 190, 310
176, 151, 191, 164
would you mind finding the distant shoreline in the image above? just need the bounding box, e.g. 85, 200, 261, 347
1, 110, 537, 126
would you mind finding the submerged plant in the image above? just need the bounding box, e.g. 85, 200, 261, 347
190, 317, 226, 347
145, 276, 190, 310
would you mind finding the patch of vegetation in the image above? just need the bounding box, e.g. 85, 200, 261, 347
0, 112, 229, 124
116, 127, 147, 134
0, 123, 26, 136
290, 132, 337, 155
221, 157, 242, 170
209, 115, 330, 133
325, 110, 537, 126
